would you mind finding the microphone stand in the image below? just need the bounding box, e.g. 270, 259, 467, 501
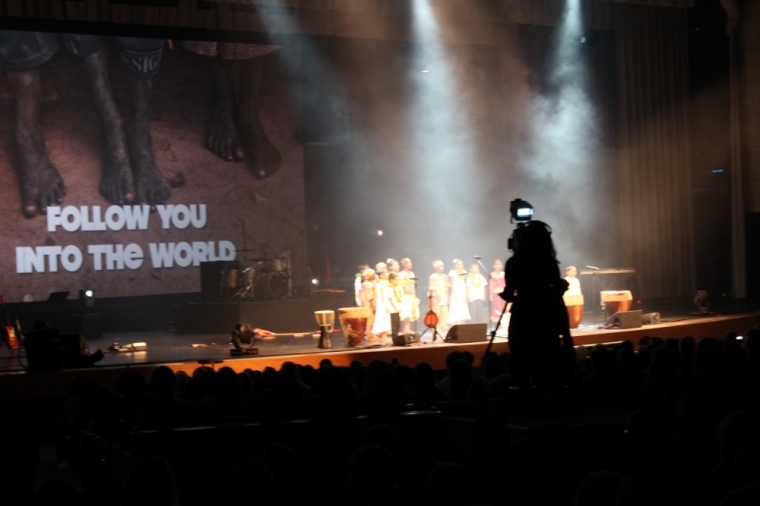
464, 266, 510, 407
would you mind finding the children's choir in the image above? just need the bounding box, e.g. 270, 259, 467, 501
356, 257, 507, 344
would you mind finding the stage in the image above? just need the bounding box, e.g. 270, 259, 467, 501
2, 297, 760, 401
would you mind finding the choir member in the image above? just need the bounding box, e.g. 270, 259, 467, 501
398, 257, 419, 335
428, 260, 450, 333
447, 259, 471, 326
467, 263, 488, 324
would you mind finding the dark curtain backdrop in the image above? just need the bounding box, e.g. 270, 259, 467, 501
614, 3, 695, 298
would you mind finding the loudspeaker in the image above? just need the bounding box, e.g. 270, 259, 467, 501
392, 333, 419, 347
642, 312, 661, 325
605, 310, 643, 329
445, 323, 488, 343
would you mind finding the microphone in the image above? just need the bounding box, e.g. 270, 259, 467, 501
585, 265, 600, 270
409, 277, 419, 280
473, 255, 482, 260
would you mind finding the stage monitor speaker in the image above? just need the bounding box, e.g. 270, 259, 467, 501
606, 310, 643, 329
392, 333, 419, 347
445, 323, 488, 343
642, 312, 661, 325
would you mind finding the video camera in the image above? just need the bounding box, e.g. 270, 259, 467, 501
508, 199, 534, 251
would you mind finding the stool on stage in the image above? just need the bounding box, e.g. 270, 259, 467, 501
338, 307, 370, 348
601, 291, 632, 317
563, 294, 584, 329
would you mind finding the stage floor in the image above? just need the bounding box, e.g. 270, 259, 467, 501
2, 300, 760, 401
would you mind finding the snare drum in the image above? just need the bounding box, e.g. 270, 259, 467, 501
272, 259, 284, 272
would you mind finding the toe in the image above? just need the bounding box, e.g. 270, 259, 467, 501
23, 202, 38, 219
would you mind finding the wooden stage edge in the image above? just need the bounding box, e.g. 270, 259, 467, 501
3, 312, 760, 401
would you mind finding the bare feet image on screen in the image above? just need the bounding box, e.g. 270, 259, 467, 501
185, 41, 282, 180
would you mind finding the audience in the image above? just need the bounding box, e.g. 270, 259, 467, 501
8, 325, 760, 505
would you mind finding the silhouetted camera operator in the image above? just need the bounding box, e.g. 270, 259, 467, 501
501, 217, 575, 388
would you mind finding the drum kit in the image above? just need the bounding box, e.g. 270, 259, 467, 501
221, 252, 292, 301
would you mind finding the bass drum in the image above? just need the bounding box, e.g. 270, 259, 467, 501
254, 272, 290, 300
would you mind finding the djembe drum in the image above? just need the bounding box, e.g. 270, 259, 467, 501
314, 310, 335, 349
338, 307, 370, 347
563, 294, 584, 329
601, 291, 632, 317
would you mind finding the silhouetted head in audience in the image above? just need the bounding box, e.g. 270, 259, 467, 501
725, 331, 739, 344
447, 359, 474, 393
174, 370, 189, 397
315, 366, 348, 398
718, 411, 760, 471
149, 366, 176, 400
368, 369, 406, 412
319, 358, 333, 369
363, 425, 400, 456
32, 480, 84, 506
471, 412, 510, 466
349, 445, 399, 506
625, 411, 671, 462
647, 346, 679, 381
723, 341, 754, 385
664, 338, 680, 354
419, 462, 482, 506
617, 346, 641, 385
590, 345, 617, 382
229, 460, 278, 506
573, 470, 626, 506
238, 371, 253, 396
192, 366, 215, 395
445, 351, 465, 371
212, 367, 240, 399
260, 444, 308, 501
484, 354, 506, 380
680, 335, 696, 359
413, 362, 435, 389
695, 337, 724, 372
727, 443, 760, 494
121, 456, 179, 506
260, 388, 282, 415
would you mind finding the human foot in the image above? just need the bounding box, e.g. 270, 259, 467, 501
7, 67, 66, 218
81, 48, 135, 204
127, 79, 170, 206
237, 110, 282, 180
206, 100, 244, 162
